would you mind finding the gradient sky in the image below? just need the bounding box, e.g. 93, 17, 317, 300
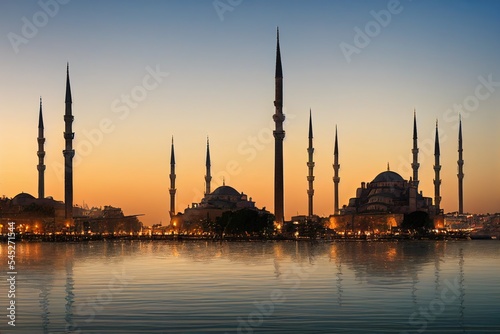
0, 0, 499, 225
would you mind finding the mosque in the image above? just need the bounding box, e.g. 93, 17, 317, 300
0, 68, 76, 233
271, 29, 463, 233
0, 66, 142, 235
327, 113, 451, 232
168, 139, 269, 232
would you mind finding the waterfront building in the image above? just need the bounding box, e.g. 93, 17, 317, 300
0, 65, 142, 235
328, 113, 446, 233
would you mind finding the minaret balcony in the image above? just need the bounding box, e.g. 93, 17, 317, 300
63, 149, 75, 158
273, 113, 285, 123
273, 130, 285, 140
64, 132, 75, 139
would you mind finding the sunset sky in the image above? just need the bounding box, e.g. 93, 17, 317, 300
0, 0, 499, 225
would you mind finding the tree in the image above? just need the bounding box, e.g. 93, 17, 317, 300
214, 209, 274, 238
401, 211, 433, 232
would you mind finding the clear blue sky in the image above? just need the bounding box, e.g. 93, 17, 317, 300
1, 0, 499, 225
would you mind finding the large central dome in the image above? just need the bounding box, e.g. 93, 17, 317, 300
211, 185, 240, 197
372, 171, 405, 183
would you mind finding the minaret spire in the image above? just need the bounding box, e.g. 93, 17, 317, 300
411, 109, 419, 186
63, 64, 75, 221
333, 125, 340, 215
275, 27, 282, 78
273, 27, 286, 225
169, 136, 176, 218
307, 109, 315, 217
37, 97, 46, 199
205, 137, 212, 195
457, 115, 464, 214
434, 119, 441, 214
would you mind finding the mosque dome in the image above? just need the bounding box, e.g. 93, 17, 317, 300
211, 185, 241, 197
12, 192, 36, 206
372, 171, 405, 183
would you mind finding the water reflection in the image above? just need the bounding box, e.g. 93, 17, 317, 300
458, 247, 465, 332
64, 259, 75, 332
38, 276, 50, 333
4, 240, 499, 333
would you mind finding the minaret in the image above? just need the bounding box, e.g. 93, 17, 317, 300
333, 125, 340, 215
273, 28, 285, 225
169, 137, 176, 218
434, 120, 441, 214
411, 110, 419, 186
37, 97, 46, 199
306, 110, 315, 217
63, 63, 75, 220
457, 115, 464, 214
205, 137, 212, 195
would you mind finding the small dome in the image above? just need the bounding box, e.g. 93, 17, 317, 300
211, 186, 240, 197
372, 171, 404, 183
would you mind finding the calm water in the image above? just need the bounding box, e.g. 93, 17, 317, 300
1, 240, 499, 333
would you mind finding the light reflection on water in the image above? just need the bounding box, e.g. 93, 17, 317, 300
1, 240, 499, 333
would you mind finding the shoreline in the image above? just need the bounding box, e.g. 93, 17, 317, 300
1, 232, 495, 243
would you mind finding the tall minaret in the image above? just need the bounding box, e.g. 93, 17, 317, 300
333, 125, 340, 215
169, 137, 176, 218
63, 63, 75, 220
433, 120, 441, 214
205, 137, 212, 195
273, 28, 285, 225
457, 115, 464, 214
37, 97, 46, 199
411, 110, 419, 186
306, 110, 314, 217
